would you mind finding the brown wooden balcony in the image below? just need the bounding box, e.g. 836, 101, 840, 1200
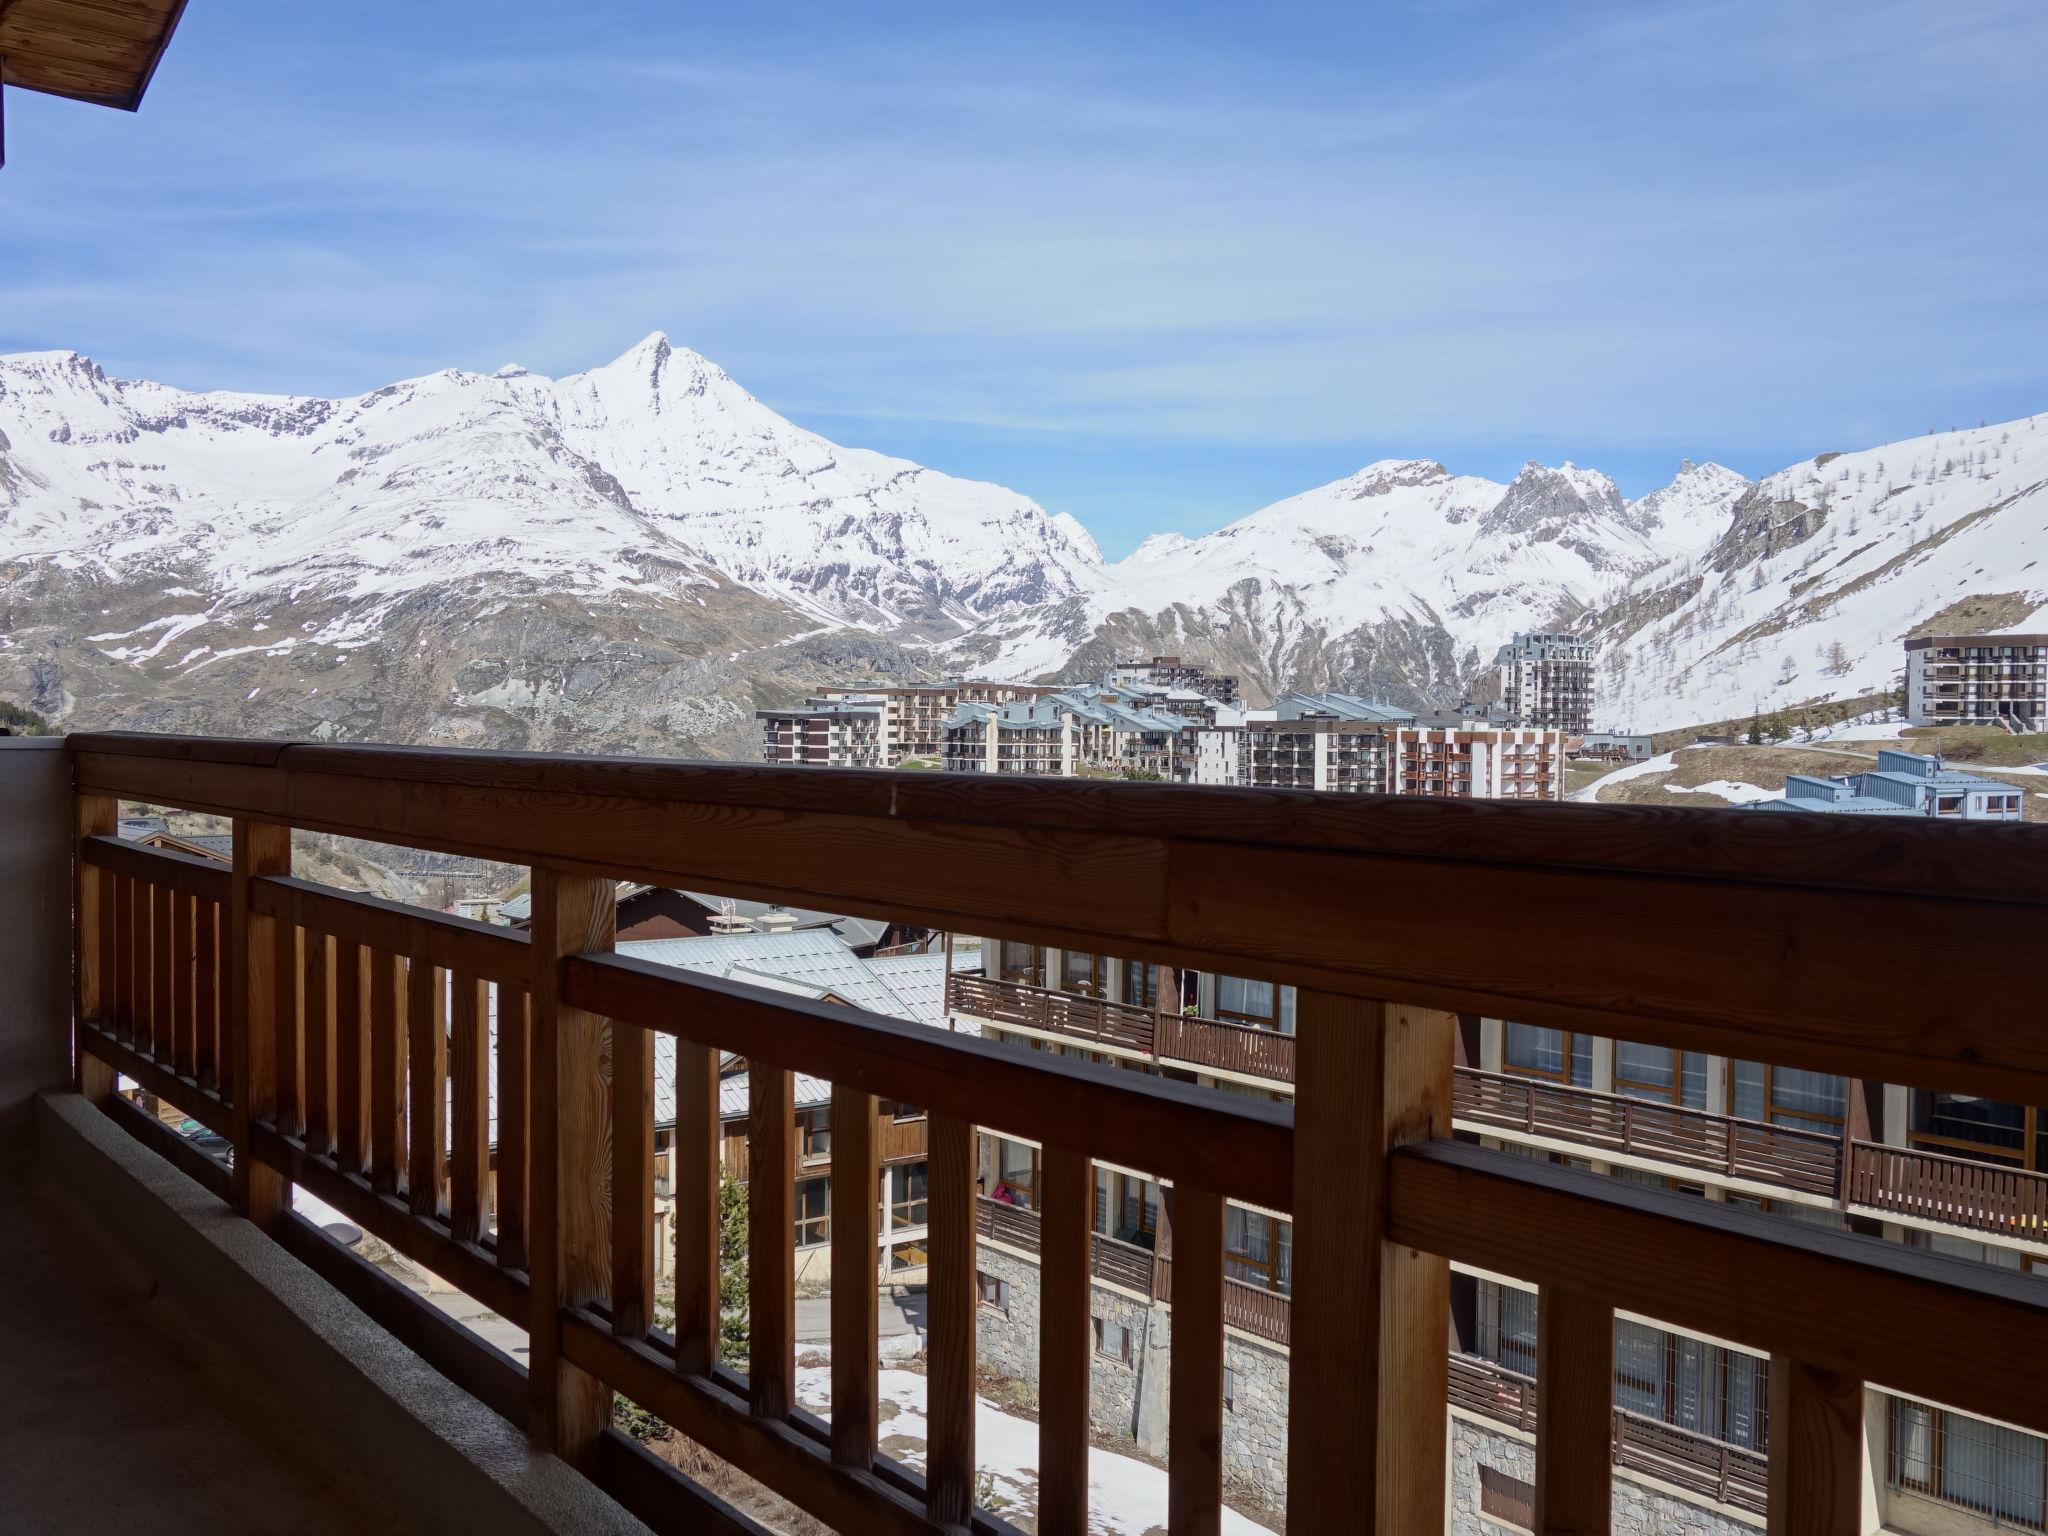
1848, 1139, 2048, 1242
1157, 1011, 1297, 1082
15, 729, 2048, 1532
945, 971, 1156, 1053
1447, 1354, 1768, 1516
1452, 1067, 1841, 1196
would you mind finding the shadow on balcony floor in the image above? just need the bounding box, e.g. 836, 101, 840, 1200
0, 1146, 386, 1534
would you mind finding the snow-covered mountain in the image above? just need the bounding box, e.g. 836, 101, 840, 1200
1578, 418, 2048, 733
953, 456, 1739, 708
4, 332, 2044, 750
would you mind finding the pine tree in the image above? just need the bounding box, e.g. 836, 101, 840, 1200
719, 1170, 751, 1368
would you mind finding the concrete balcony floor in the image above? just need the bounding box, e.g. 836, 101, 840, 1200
0, 1145, 384, 1534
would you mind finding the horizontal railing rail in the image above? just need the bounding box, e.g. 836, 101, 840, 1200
945, 973, 1156, 1055
60, 731, 2048, 1533
1452, 1066, 1841, 1196
1849, 1138, 2048, 1242
1156, 1011, 1297, 1083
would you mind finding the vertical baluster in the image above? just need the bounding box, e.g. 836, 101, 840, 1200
274, 918, 302, 1134
830, 1084, 880, 1469
370, 949, 407, 1195
231, 821, 292, 1226
1536, 1288, 1613, 1534
76, 795, 118, 1104
303, 930, 333, 1154
113, 873, 133, 1042
1040, 1145, 1094, 1529
926, 1111, 978, 1526
1168, 1184, 1225, 1535
611, 1010, 655, 1338
1767, 1357, 1862, 1535
331, 941, 366, 1173
450, 972, 492, 1244
151, 881, 172, 1063
496, 988, 530, 1271
171, 891, 196, 1080
408, 958, 447, 1217
748, 1063, 796, 1418
1287, 993, 1452, 1529
673, 1036, 722, 1375
528, 870, 615, 1463
195, 899, 220, 1092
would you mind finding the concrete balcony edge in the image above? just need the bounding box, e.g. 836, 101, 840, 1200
32, 1088, 652, 1536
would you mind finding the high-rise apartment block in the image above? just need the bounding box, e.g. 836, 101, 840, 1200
1495, 631, 1596, 733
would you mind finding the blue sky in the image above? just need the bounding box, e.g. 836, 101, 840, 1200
5, 1, 2045, 556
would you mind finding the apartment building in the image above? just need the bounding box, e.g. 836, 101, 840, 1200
943, 935, 2048, 1533
1386, 711, 1566, 800
813, 680, 1064, 763
1754, 749, 2025, 820
1105, 653, 1242, 706
1495, 630, 1597, 733
756, 697, 885, 768
941, 687, 1199, 778
1906, 633, 2048, 729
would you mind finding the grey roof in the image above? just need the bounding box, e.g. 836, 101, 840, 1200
620, 929, 909, 1014
1274, 690, 1415, 724
863, 949, 983, 1028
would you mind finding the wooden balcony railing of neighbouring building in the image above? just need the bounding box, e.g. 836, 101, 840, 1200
1446, 1354, 1769, 1517
1452, 1067, 1842, 1197
1848, 1139, 2048, 1243
57, 731, 2048, 1533
1156, 1011, 1297, 1083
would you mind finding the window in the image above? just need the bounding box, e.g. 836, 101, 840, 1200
1222, 1366, 1238, 1413
1476, 1278, 1538, 1376
1889, 1396, 2048, 1526
1123, 961, 1162, 1009
977, 1270, 1011, 1315
889, 1163, 929, 1229
1094, 1317, 1134, 1365
1225, 1205, 1291, 1294
798, 1106, 832, 1158
881, 1100, 925, 1123
1731, 1062, 1845, 1130
999, 942, 1045, 986
1913, 1092, 2044, 1170
1614, 1042, 1708, 1108
794, 1176, 830, 1247
1215, 975, 1293, 1034
1061, 950, 1106, 996
1504, 1023, 1593, 1088
991, 1137, 1040, 1209
888, 1239, 928, 1273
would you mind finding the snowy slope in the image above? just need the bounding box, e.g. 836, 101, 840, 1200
1581, 418, 2048, 732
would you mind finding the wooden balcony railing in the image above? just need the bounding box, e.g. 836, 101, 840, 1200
1445, 1354, 1769, 1516
1156, 1011, 1297, 1083
59, 731, 2048, 1533
1452, 1067, 1842, 1197
945, 972, 1156, 1054
1848, 1139, 2048, 1241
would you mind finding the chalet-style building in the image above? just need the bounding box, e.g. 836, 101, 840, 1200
1906, 632, 2048, 729
1751, 749, 2025, 820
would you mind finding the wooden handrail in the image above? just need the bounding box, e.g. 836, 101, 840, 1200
61, 733, 2048, 1532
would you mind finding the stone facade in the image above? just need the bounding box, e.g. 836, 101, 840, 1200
972, 1242, 1291, 1519
1449, 1415, 1762, 1536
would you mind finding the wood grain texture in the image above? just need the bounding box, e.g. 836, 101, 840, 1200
81, 831, 229, 902
748, 1065, 797, 1420
81, 1021, 231, 1138
74, 793, 118, 1104
449, 972, 491, 1244
568, 953, 1290, 1212
302, 928, 332, 1153
829, 1085, 880, 1470
1286, 994, 1450, 1533
1388, 1138, 2048, 1438
333, 940, 368, 1174
1038, 1145, 1093, 1532
230, 820, 292, 1226
528, 868, 617, 1464
672, 1038, 722, 1376
251, 873, 529, 983
114, 872, 134, 1041
611, 1011, 655, 1339
273, 917, 301, 1135
496, 987, 530, 1272
407, 958, 447, 1218
1167, 1185, 1224, 1536
924, 1112, 976, 1528
1536, 1288, 1613, 1536
195, 898, 220, 1092
151, 880, 172, 1062
370, 949, 408, 1195
169, 892, 194, 1077
1766, 1358, 1863, 1536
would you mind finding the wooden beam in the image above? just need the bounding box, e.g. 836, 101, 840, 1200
1038, 1146, 1093, 1531
829, 1085, 880, 1471
81, 832, 229, 902
923, 1113, 976, 1527
368, 949, 406, 1196
527, 869, 615, 1465
1387, 1137, 2048, 1438
74, 792, 118, 1105
1166, 1185, 1224, 1536
1767, 1358, 1864, 1536
1535, 1288, 1613, 1536
1286, 995, 1450, 1531
334, 940, 367, 1175
230, 820, 291, 1227
407, 957, 446, 1218
449, 972, 491, 1245
748, 1064, 796, 1421
251, 873, 528, 984
612, 1008, 655, 1340
496, 986, 530, 1272
302, 927, 332, 1154
672, 1036, 721, 1377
